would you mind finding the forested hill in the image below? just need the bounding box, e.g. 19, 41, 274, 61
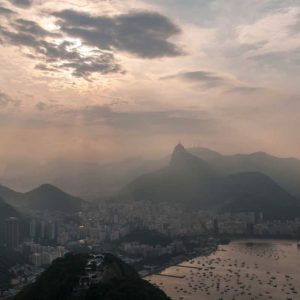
14, 253, 170, 300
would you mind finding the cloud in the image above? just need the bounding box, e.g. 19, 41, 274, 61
10, 0, 32, 8
290, 13, 300, 34
250, 50, 300, 73
0, 5, 16, 16
53, 9, 183, 58
0, 8, 182, 78
161, 70, 267, 94
35, 101, 47, 111
34, 63, 58, 72
14, 18, 56, 38
0, 18, 123, 78
0, 91, 20, 107
35, 101, 65, 112
161, 70, 229, 88
59, 52, 123, 77
261, 0, 300, 14
225, 86, 265, 94
236, 7, 300, 56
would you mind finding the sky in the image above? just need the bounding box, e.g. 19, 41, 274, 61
0, 0, 300, 169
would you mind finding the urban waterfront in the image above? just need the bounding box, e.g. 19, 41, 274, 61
147, 240, 300, 300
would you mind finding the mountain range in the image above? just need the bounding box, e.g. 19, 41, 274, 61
189, 147, 300, 197
1, 144, 300, 219
0, 184, 84, 214
2, 146, 300, 200
116, 144, 300, 220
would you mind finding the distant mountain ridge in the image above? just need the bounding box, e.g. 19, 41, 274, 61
117, 144, 300, 219
2, 146, 300, 200
2, 145, 300, 202
189, 147, 300, 197
0, 184, 83, 213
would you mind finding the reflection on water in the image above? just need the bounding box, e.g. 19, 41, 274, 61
147, 240, 300, 299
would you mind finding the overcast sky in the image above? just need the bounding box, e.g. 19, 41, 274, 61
0, 0, 300, 167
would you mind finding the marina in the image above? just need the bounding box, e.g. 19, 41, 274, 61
147, 240, 300, 299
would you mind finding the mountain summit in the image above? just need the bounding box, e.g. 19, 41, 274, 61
170, 143, 195, 167
171, 143, 186, 159
0, 183, 84, 213
23, 184, 83, 213
170, 143, 216, 180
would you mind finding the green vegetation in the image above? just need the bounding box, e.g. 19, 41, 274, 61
0, 247, 26, 290
81, 279, 170, 300
14, 253, 170, 300
14, 253, 87, 300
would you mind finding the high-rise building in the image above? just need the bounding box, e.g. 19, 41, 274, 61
3, 217, 21, 249
29, 219, 37, 239
31, 253, 42, 266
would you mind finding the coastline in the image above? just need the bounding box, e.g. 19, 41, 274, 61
144, 239, 300, 300
142, 244, 218, 279
143, 237, 300, 280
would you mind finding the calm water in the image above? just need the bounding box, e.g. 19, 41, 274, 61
147, 240, 300, 300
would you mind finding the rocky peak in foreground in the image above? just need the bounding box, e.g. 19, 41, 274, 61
14, 253, 170, 300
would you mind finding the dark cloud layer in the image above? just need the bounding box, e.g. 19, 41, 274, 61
0, 5, 15, 16
162, 70, 229, 88
53, 9, 183, 58
0, 18, 123, 77
10, 0, 32, 8
162, 70, 266, 93
59, 52, 123, 77
0, 8, 182, 78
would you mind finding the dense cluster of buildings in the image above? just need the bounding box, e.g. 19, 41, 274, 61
23, 243, 67, 266
0, 201, 300, 282
2, 201, 300, 256
1, 200, 300, 298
